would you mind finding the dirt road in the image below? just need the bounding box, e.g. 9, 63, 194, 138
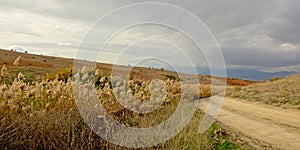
198, 97, 300, 149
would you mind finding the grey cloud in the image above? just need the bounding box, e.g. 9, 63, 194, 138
263, 1, 300, 44
223, 45, 300, 68
0, 0, 299, 72
0, 0, 134, 23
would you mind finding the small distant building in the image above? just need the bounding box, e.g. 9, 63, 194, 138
25, 51, 28, 54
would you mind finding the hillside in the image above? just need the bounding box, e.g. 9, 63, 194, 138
227, 74, 300, 110
0, 49, 183, 81
1, 48, 256, 86
0, 49, 73, 68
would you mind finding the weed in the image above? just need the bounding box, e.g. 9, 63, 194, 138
294, 100, 300, 105
209, 124, 241, 150
234, 86, 242, 92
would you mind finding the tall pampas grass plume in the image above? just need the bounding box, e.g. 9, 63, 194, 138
1, 64, 8, 77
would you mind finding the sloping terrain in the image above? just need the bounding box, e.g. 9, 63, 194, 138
227, 75, 300, 110
0, 49, 195, 81
1, 48, 253, 85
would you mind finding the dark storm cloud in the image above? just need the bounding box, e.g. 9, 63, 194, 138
191, 0, 300, 70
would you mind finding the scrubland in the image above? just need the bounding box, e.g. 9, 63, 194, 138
227, 75, 300, 110
0, 65, 239, 149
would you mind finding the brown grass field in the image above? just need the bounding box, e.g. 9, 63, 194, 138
0, 49, 243, 149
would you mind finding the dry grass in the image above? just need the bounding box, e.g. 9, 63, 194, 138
0, 66, 238, 149
226, 78, 258, 86
227, 75, 300, 110
1, 104, 235, 149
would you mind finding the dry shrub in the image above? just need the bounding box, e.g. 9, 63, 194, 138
200, 84, 212, 98
46, 67, 72, 82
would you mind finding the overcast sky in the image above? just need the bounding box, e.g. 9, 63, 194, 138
0, 0, 299, 73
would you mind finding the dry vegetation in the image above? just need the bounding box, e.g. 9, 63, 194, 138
226, 78, 258, 86
0, 63, 239, 149
227, 75, 300, 110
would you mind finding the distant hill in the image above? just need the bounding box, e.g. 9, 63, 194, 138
226, 69, 297, 81
0, 48, 208, 82
196, 66, 296, 81
0, 48, 261, 85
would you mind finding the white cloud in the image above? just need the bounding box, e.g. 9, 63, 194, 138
279, 43, 298, 51
58, 42, 72, 46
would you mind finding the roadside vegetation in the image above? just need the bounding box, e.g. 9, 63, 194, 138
0, 65, 240, 149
